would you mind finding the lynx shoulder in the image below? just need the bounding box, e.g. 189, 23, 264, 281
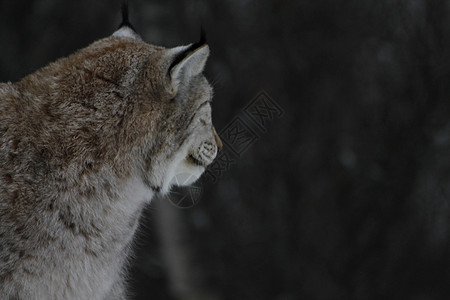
0, 6, 221, 300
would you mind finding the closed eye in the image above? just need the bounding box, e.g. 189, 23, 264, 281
184, 100, 211, 130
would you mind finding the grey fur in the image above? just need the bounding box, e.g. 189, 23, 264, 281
0, 26, 221, 299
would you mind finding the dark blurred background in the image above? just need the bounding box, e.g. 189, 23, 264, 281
1, 0, 450, 299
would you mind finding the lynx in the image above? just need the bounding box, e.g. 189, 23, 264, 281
0, 6, 222, 300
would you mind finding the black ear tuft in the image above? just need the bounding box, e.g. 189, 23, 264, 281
199, 26, 207, 46
169, 27, 208, 71
118, 1, 135, 31
191, 26, 207, 50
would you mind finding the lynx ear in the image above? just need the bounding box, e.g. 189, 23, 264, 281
168, 37, 209, 94
112, 2, 142, 41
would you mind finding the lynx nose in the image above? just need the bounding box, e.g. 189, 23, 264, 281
213, 127, 222, 151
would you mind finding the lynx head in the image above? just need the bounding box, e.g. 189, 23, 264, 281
23, 11, 223, 196
107, 24, 222, 194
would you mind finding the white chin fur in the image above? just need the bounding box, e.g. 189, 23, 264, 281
169, 160, 204, 187
161, 158, 205, 194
